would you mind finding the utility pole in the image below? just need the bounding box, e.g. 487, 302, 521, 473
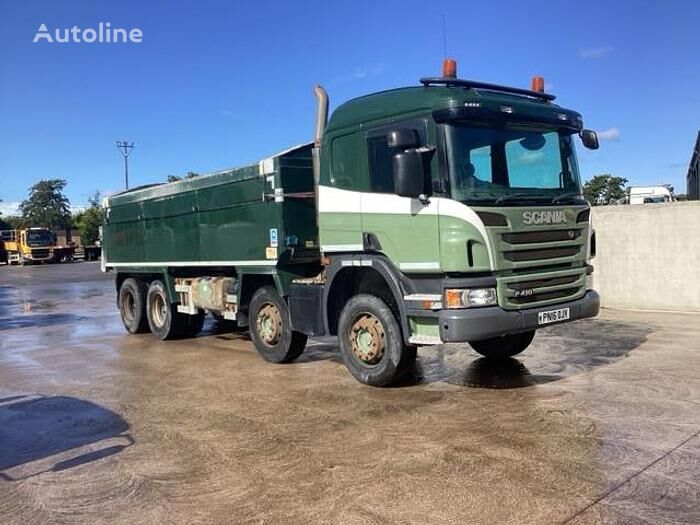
116, 141, 134, 189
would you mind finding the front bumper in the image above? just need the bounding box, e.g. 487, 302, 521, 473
439, 290, 600, 343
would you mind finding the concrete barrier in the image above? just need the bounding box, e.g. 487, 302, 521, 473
591, 202, 700, 312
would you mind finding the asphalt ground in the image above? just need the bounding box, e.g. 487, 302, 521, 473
0, 262, 698, 524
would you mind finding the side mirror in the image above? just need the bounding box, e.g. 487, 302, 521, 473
580, 129, 599, 150
387, 128, 419, 149
392, 147, 435, 200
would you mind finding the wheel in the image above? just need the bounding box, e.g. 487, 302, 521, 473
338, 294, 416, 387
469, 330, 536, 359
181, 309, 206, 337
118, 278, 149, 334
146, 280, 184, 340
249, 286, 307, 363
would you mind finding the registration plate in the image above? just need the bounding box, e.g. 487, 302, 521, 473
538, 307, 570, 325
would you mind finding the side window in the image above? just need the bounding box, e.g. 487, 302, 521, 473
367, 135, 395, 193
367, 123, 425, 194
331, 133, 364, 190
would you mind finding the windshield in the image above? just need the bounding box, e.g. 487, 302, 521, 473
446, 124, 584, 205
26, 230, 54, 246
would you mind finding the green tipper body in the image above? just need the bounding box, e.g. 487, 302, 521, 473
103, 144, 318, 277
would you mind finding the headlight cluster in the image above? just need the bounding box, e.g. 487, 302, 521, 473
444, 288, 497, 309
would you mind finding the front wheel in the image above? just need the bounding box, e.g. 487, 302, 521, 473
469, 330, 536, 359
338, 294, 416, 387
249, 286, 307, 363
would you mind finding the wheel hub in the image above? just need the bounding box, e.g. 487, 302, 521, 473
151, 293, 167, 327
349, 313, 385, 364
257, 303, 282, 346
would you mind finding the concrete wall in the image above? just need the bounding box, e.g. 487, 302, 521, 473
591, 202, 700, 312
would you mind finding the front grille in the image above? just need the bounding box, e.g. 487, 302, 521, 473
497, 224, 587, 309
508, 275, 579, 290
31, 249, 50, 258
502, 229, 581, 244
504, 246, 580, 262
509, 287, 580, 305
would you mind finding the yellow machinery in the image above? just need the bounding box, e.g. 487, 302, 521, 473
1, 228, 58, 265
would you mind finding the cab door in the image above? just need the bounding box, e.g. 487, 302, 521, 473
361, 120, 441, 272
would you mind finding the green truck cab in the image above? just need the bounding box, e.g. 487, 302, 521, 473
103, 60, 600, 386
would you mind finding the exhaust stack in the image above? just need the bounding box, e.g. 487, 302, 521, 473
312, 85, 328, 237
313, 85, 328, 146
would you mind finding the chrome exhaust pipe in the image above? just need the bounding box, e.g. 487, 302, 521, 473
313, 85, 328, 147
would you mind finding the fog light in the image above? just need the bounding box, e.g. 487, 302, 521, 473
444, 287, 497, 308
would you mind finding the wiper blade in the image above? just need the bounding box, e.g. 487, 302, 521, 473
494, 193, 550, 204
551, 192, 585, 204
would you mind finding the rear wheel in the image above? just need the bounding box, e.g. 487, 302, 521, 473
118, 278, 149, 334
338, 294, 416, 387
249, 286, 307, 363
469, 330, 536, 359
146, 280, 184, 340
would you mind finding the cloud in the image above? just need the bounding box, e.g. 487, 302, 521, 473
335, 62, 385, 83
579, 46, 613, 59
0, 201, 21, 216
597, 127, 621, 141
518, 151, 545, 164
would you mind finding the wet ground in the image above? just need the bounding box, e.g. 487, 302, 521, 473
0, 262, 698, 524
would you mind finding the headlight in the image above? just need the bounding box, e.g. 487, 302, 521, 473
444, 287, 497, 309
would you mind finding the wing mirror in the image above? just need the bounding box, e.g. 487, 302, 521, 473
392, 147, 435, 201
580, 129, 599, 150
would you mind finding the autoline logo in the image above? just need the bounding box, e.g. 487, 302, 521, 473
33, 22, 143, 44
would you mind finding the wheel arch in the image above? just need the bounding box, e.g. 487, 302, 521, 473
323, 255, 411, 344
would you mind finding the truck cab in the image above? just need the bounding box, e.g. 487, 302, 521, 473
311, 63, 599, 373
1, 227, 57, 265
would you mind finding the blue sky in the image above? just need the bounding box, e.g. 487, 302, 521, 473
1, 0, 698, 213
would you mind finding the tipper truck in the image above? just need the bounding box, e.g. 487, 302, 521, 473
103, 59, 601, 386
1, 227, 72, 265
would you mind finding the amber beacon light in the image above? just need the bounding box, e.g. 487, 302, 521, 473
442, 58, 457, 79
531, 76, 545, 93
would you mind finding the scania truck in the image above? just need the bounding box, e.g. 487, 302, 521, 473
102, 59, 600, 386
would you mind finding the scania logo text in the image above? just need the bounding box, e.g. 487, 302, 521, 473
522, 210, 567, 225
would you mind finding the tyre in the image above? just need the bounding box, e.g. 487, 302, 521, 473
338, 294, 417, 387
469, 330, 536, 359
118, 278, 149, 334
146, 280, 184, 340
249, 286, 307, 363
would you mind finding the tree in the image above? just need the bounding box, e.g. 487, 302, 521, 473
73, 191, 104, 245
582, 174, 628, 205
167, 171, 200, 182
0, 215, 26, 230
19, 179, 72, 228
